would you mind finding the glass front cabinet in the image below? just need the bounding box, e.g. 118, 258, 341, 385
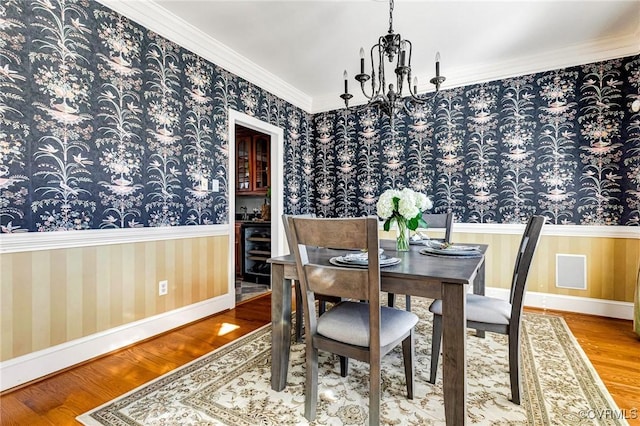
236, 133, 270, 195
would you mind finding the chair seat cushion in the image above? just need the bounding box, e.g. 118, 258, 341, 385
317, 301, 419, 347
429, 294, 512, 325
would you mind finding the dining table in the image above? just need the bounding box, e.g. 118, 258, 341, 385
268, 238, 487, 426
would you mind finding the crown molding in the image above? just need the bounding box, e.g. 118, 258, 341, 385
312, 32, 640, 114
97, 0, 313, 113
65, 2, 640, 116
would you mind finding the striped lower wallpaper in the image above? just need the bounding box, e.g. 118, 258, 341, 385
451, 232, 639, 302
1, 230, 638, 363
0, 236, 229, 362
384, 229, 639, 303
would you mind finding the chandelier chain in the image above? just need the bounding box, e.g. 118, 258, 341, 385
388, 0, 394, 34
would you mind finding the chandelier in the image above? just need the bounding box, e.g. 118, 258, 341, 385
340, 0, 445, 118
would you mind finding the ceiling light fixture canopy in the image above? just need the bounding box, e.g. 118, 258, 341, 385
340, 0, 445, 118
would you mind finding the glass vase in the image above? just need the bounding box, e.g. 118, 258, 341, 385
396, 218, 410, 252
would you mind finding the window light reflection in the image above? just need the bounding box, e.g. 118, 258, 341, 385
217, 322, 240, 336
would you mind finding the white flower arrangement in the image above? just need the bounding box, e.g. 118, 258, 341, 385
376, 188, 433, 231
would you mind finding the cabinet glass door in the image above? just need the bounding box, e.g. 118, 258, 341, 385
236, 136, 251, 192
254, 136, 270, 192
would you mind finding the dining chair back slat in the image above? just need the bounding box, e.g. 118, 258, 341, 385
422, 212, 453, 243
288, 216, 380, 304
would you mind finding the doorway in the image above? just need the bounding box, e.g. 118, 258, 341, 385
234, 124, 271, 302
228, 110, 284, 305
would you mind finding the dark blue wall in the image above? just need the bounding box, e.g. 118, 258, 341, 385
312, 58, 640, 225
2, 0, 638, 233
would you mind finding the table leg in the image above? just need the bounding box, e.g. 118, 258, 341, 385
474, 261, 486, 338
270, 263, 292, 391
442, 282, 467, 426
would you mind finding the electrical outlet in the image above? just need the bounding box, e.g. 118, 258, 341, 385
211, 179, 219, 192
159, 280, 168, 296
200, 177, 208, 191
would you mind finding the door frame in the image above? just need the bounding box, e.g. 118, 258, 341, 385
228, 109, 285, 302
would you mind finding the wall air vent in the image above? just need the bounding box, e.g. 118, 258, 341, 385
556, 254, 587, 290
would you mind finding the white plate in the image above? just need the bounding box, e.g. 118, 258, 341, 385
419, 247, 482, 257
340, 250, 385, 265
329, 256, 401, 268
424, 241, 480, 251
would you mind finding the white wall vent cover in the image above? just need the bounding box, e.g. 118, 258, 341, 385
556, 254, 587, 290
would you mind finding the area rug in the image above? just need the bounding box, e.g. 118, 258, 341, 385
78, 298, 627, 425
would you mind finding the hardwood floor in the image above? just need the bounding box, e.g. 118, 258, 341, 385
1, 294, 638, 425
529, 307, 640, 425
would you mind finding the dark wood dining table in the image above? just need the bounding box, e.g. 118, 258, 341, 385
268, 239, 487, 426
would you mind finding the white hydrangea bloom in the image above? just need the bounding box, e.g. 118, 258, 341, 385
377, 188, 432, 228
398, 188, 419, 219
415, 192, 433, 211
376, 189, 399, 219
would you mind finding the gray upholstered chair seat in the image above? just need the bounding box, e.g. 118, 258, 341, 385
318, 301, 419, 347
429, 294, 511, 326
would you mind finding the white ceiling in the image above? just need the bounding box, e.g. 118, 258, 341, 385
106, 0, 640, 113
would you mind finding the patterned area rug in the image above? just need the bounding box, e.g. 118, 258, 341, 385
78, 298, 626, 425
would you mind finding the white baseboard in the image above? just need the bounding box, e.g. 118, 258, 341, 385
0, 294, 235, 393
486, 287, 634, 320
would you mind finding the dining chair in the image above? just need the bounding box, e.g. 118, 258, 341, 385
422, 211, 454, 243
428, 214, 545, 405
282, 214, 342, 346
389, 211, 454, 311
287, 216, 418, 425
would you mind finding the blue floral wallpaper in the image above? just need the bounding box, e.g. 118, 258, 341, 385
0, 0, 314, 232
1, 0, 639, 233
314, 57, 640, 225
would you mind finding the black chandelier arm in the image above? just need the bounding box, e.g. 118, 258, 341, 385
405, 68, 425, 104
358, 79, 375, 101
375, 39, 386, 91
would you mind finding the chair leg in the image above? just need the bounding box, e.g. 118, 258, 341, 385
369, 356, 381, 426
339, 356, 349, 377
304, 344, 319, 421
318, 300, 325, 315
405, 295, 412, 312
509, 327, 522, 405
429, 314, 443, 384
402, 330, 415, 399
294, 281, 303, 342
388, 292, 396, 307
